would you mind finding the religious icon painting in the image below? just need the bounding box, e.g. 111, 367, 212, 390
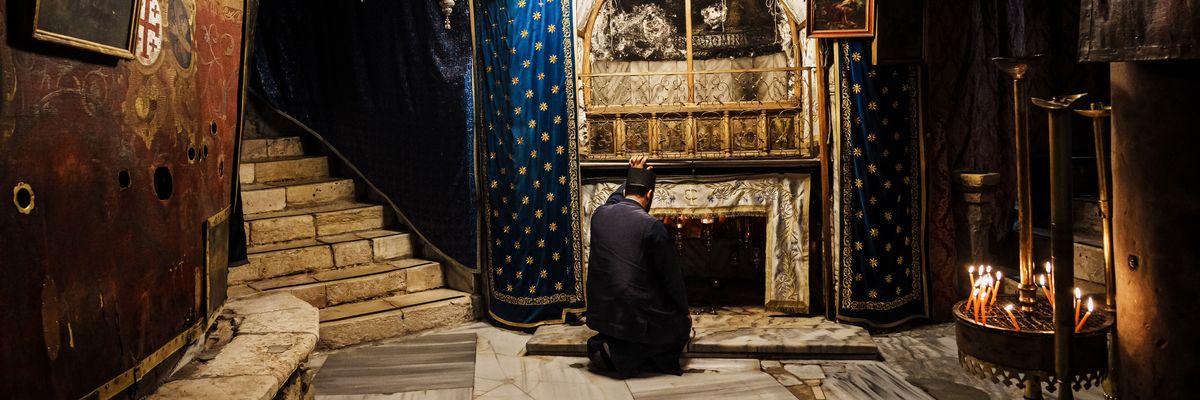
32, 0, 142, 59
808, 0, 875, 38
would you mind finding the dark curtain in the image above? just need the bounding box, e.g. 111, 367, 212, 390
922, 0, 1108, 318
474, 0, 586, 328
835, 40, 929, 327
250, 0, 477, 267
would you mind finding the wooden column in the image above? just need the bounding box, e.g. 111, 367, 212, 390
1110, 61, 1200, 399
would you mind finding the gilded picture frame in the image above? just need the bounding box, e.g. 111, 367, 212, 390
32, 0, 142, 59
808, 0, 875, 38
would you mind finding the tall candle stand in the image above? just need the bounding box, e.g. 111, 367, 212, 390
1074, 103, 1117, 400
992, 56, 1042, 312
1032, 93, 1087, 400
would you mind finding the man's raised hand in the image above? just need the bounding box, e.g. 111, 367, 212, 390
629, 155, 651, 170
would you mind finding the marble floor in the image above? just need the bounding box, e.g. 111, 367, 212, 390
310, 319, 1109, 399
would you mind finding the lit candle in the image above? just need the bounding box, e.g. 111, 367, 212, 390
968, 265, 977, 288
1075, 297, 1094, 333
967, 287, 978, 310
1046, 261, 1055, 296
1074, 288, 1083, 326
1039, 275, 1055, 308
990, 271, 1003, 306
1005, 303, 1021, 331
976, 290, 986, 322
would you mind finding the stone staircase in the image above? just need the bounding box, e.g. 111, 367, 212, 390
228, 136, 474, 349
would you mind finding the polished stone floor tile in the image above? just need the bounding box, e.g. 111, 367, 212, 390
625, 371, 796, 400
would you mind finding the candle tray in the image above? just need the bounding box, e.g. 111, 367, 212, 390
953, 297, 1112, 393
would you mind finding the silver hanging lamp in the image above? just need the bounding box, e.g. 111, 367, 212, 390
440, 0, 455, 29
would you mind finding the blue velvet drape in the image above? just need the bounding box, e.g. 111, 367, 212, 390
474, 0, 585, 328
835, 40, 930, 327
251, 0, 477, 267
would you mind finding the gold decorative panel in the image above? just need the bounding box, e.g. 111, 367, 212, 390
580, 0, 818, 162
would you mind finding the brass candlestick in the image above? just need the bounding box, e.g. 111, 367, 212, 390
1074, 103, 1117, 400
993, 55, 1043, 312
1032, 93, 1086, 400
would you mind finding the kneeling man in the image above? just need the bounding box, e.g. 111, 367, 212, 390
586, 156, 691, 378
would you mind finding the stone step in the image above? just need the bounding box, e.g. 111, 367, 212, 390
318, 288, 474, 349
240, 155, 330, 184
241, 177, 359, 215
1032, 228, 1107, 287
229, 258, 444, 309
244, 201, 389, 245
240, 136, 306, 162
229, 229, 411, 285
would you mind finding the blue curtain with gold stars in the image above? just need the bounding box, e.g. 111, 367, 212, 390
835, 40, 929, 327
474, 0, 585, 328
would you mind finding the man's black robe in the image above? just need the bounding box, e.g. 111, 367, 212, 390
586, 184, 691, 376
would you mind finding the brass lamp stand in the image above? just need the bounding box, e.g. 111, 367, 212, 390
1075, 104, 1117, 400
991, 56, 1042, 312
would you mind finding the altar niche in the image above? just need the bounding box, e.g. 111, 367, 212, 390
661, 215, 767, 308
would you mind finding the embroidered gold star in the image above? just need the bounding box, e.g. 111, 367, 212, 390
516, 271, 523, 279
518, 166, 527, 175
521, 196, 530, 205
525, 90, 534, 98
502, 225, 510, 233
555, 282, 563, 291
522, 60, 530, 68
532, 11, 541, 20
855, 273, 863, 282
525, 256, 534, 265
852, 52, 862, 61
867, 101, 878, 110
870, 228, 879, 237
897, 256, 905, 265
520, 29, 529, 38
535, 210, 543, 219
896, 287, 903, 295
523, 226, 531, 234
867, 164, 877, 173
530, 150, 538, 158
551, 85, 560, 93
511, 77, 519, 85
867, 132, 877, 142
528, 119, 537, 128
852, 147, 863, 157
558, 174, 566, 183
883, 211, 893, 220
552, 252, 561, 261
854, 178, 863, 188
553, 115, 562, 124
556, 146, 565, 155
855, 210, 864, 219
869, 290, 878, 299
529, 285, 537, 294
544, 162, 552, 172
548, 223, 557, 232
490, 180, 498, 188
541, 132, 550, 141
547, 192, 555, 201
514, 106, 522, 115
504, 255, 511, 262
517, 0, 526, 7
506, 284, 513, 292
854, 241, 864, 250
885, 243, 893, 252
869, 258, 879, 268
537, 238, 545, 247
885, 274, 893, 283
547, 24, 556, 33
539, 102, 549, 111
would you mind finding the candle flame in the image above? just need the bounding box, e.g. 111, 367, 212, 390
1074, 287, 1082, 299
996, 271, 1002, 280
1039, 274, 1046, 286
1087, 297, 1094, 312
986, 265, 992, 274
1045, 261, 1052, 274
1004, 303, 1014, 311
969, 265, 975, 273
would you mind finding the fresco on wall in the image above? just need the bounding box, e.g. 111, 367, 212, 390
0, 0, 244, 397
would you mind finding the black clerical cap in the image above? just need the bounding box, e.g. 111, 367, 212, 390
627, 168, 656, 190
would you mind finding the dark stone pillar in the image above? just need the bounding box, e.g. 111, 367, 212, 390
953, 172, 1001, 300
1110, 61, 1200, 399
